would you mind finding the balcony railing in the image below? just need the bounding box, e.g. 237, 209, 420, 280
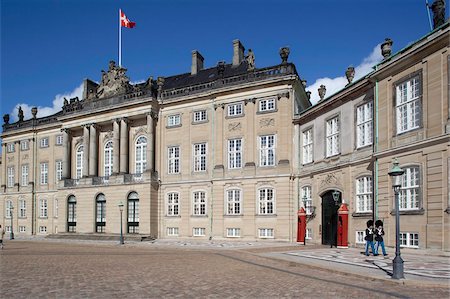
64, 179, 80, 187
124, 173, 143, 183
92, 176, 110, 185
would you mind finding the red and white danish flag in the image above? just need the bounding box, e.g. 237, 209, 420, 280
120, 9, 136, 28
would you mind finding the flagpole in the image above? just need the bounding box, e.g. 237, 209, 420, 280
425, 0, 433, 30
119, 9, 122, 66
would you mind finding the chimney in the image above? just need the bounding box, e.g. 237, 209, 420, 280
191, 50, 204, 75
232, 39, 245, 67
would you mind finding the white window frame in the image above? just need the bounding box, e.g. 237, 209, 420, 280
56, 135, 63, 145
168, 114, 181, 127
302, 128, 313, 164
40, 162, 48, 185
193, 142, 207, 172
40, 137, 49, 148
259, 98, 275, 112
192, 191, 207, 216
135, 136, 147, 174
7, 167, 14, 187
226, 189, 242, 215
258, 228, 274, 238
76, 145, 83, 179
228, 138, 242, 169
21, 165, 29, 186
356, 231, 366, 244
356, 176, 373, 213
168, 146, 180, 174
104, 141, 113, 176
356, 101, 373, 148
5, 200, 13, 218
54, 198, 58, 218
7, 143, 15, 153
396, 75, 421, 134
167, 227, 179, 236
399, 167, 420, 210
19, 226, 26, 233
301, 186, 313, 215
39, 226, 47, 234
20, 140, 29, 151
306, 228, 312, 240
400, 232, 419, 248
39, 198, 48, 218
167, 192, 180, 216
193, 110, 207, 123
56, 161, 63, 182
259, 135, 276, 167
227, 103, 243, 117
193, 227, 206, 237
326, 116, 340, 157
258, 187, 275, 215
19, 199, 26, 218
226, 228, 241, 238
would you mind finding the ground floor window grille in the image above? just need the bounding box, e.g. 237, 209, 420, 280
167, 227, 179, 236
258, 228, 274, 238
193, 227, 205, 237
226, 228, 240, 238
356, 231, 366, 244
400, 232, 419, 248
39, 226, 47, 233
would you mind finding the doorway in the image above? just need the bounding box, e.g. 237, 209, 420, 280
321, 190, 341, 246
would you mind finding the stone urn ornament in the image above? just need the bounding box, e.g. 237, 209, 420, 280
301, 80, 307, 88
306, 91, 311, 100
3, 114, 10, 124
345, 66, 355, 84
279, 47, 290, 64
381, 38, 393, 58
31, 107, 38, 119
318, 85, 326, 100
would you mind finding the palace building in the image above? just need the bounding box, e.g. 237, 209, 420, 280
1, 22, 449, 250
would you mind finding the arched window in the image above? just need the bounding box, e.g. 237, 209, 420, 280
67, 195, 77, 232
127, 192, 139, 234
104, 141, 113, 176
96, 194, 106, 233
135, 136, 147, 174
76, 145, 84, 179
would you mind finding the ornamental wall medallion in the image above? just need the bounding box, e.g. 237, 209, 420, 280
7, 157, 14, 162
22, 154, 29, 160
228, 122, 241, 132
259, 118, 275, 128
320, 173, 341, 189
104, 131, 114, 141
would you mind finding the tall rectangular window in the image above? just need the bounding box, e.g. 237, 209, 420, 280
301, 186, 313, 215
258, 188, 275, 215
168, 114, 181, 127
7, 143, 15, 153
19, 199, 26, 218
168, 146, 180, 174
399, 167, 420, 210
7, 166, 14, 187
193, 143, 207, 172
228, 138, 242, 169
6, 200, 13, 218
40, 137, 49, 148
21, 140, 29, 150
396, 76, 421, 134
193, 110, 207, 123
356, 176, 373, 212
356, 102, 373, 148
21, 165, 29, 186
259, 99, 275, 112
193, 191, 206, 215
56, 135, 63, 145
356, 231, 366, 244
228, 103, 243, 116
40, 162, 48, 185
326, 116, 340, 157
259, 135, 275, 166
167, 192, 180, 216
226, 189, 241, 215
302, 129, 313, 164
56, 161, 63, 182
39, 198, 48, 218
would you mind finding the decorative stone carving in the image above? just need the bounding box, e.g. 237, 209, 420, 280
104, 131, 114, 141
18, 106, 24, 122
3, 114, 9, 124
228, 122, 241, 131
259, 118, 275, 128
7, 156, 14, 162
279, 47, 290, 64
214, 103, 225, 110
157, 77, 165, 100
217, 61, 225, 77
381, 38, 393, 58
429, 0, 446, 29
277, 92, 290, 100
246, 49, 255, 71
345, 66, 355, 84
22, 154, 29, 160
244, 98, 256, 105
318, 85, 326, 100
31, 107, 38, 119
96, 60, 132, 99
320, 173, 342, 190
301, 80, 307, 88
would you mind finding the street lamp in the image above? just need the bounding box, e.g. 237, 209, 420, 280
388, 158, 405, 279
302, 195, 308, 245
332, 190, 340, 206
118, 201, 124, 245
10, 205, 14, 240
330, 191, 340, 248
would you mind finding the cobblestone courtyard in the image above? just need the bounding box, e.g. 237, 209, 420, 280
0, 240, 449, 298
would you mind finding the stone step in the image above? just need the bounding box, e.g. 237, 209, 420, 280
46, 233, 155, 242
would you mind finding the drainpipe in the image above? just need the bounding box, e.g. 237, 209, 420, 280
374, 67, 379, 222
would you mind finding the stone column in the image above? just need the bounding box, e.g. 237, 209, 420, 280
113, 119, 120, 174
61, 129, 71, 179
89, 124, 98, 177
146, 112, 154, 172
120, 118, 129, 174
1, 143, 6, 188
29, 138, 35, 183
83, 124, 90, 177
15, 141, 20, 188
293, 124, 300, 173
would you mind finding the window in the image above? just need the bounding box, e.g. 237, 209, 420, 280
7, 167, 15, 187
54, 199, 58, 218
40, 137, 49, 148
228, 103, 243, 116
19, 199, 26, 218
104, 141, 113, 176
258, 188, 275, 215
193, 110, 207, 123
399, 167, 420, 210
56, 135, 63, 145
356, 102, 373, 148
39, 226, 47, 233
226, 189, 241, 215
21, 140, 29, 150
21, 165, 29, 186
226, 228, 241, 238
39, 198, 48, 218
259, 98, 275, 112
356, 176, 373, 213
400, 232, 419, 248
128, 192, 139, 233
356, 231, 366, 244
396, 75, 421, 134
56, 161, 63, 182
96, 194, 106, 233
76, 145, 83, 179
6, 200, 13, 218
193, 227, 206, 236
67, 195, 77, 232
5, 226, 11, 233
326, 116, 340, 157
259, 135, 276, 166
167, 192, 180, 216
306, 228, 312, 240
7, 143, 15, 153
168, 114, 181, 127
168, 146, 180, 174
193, 191, 206, 216
135, 136, 147, 174
19, 226, 26, 233
301, 186, 313, 215
228, 139, 242, 169
193, 143, 207, 172
167, 227, 179, 236
258, 228, 274, 238
40, 162, 48, 185
302, 129, 313, 164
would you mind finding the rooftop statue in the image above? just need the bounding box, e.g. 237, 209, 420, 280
429, 0, 446, 29
246, 49, 255, 71
18, 106, 24, 122
96, 60, 131, 99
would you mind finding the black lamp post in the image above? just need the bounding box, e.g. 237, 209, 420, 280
303, 195, 308, 245
388, 158, 405, 279
118, 201, 124, 245
10, 205, 14, 240
330, 191, 340, 248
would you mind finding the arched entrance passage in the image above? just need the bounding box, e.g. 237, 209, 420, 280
321, 190, 341, 247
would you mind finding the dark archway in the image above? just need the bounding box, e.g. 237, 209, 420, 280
321, 190, 341, 246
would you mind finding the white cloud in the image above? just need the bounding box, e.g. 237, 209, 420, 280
306, 44, 383, 105
10, 83, 84, 122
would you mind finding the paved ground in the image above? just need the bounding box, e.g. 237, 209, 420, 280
1, 239, 449, 298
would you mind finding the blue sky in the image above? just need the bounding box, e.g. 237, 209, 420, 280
1, 0, 446, 121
